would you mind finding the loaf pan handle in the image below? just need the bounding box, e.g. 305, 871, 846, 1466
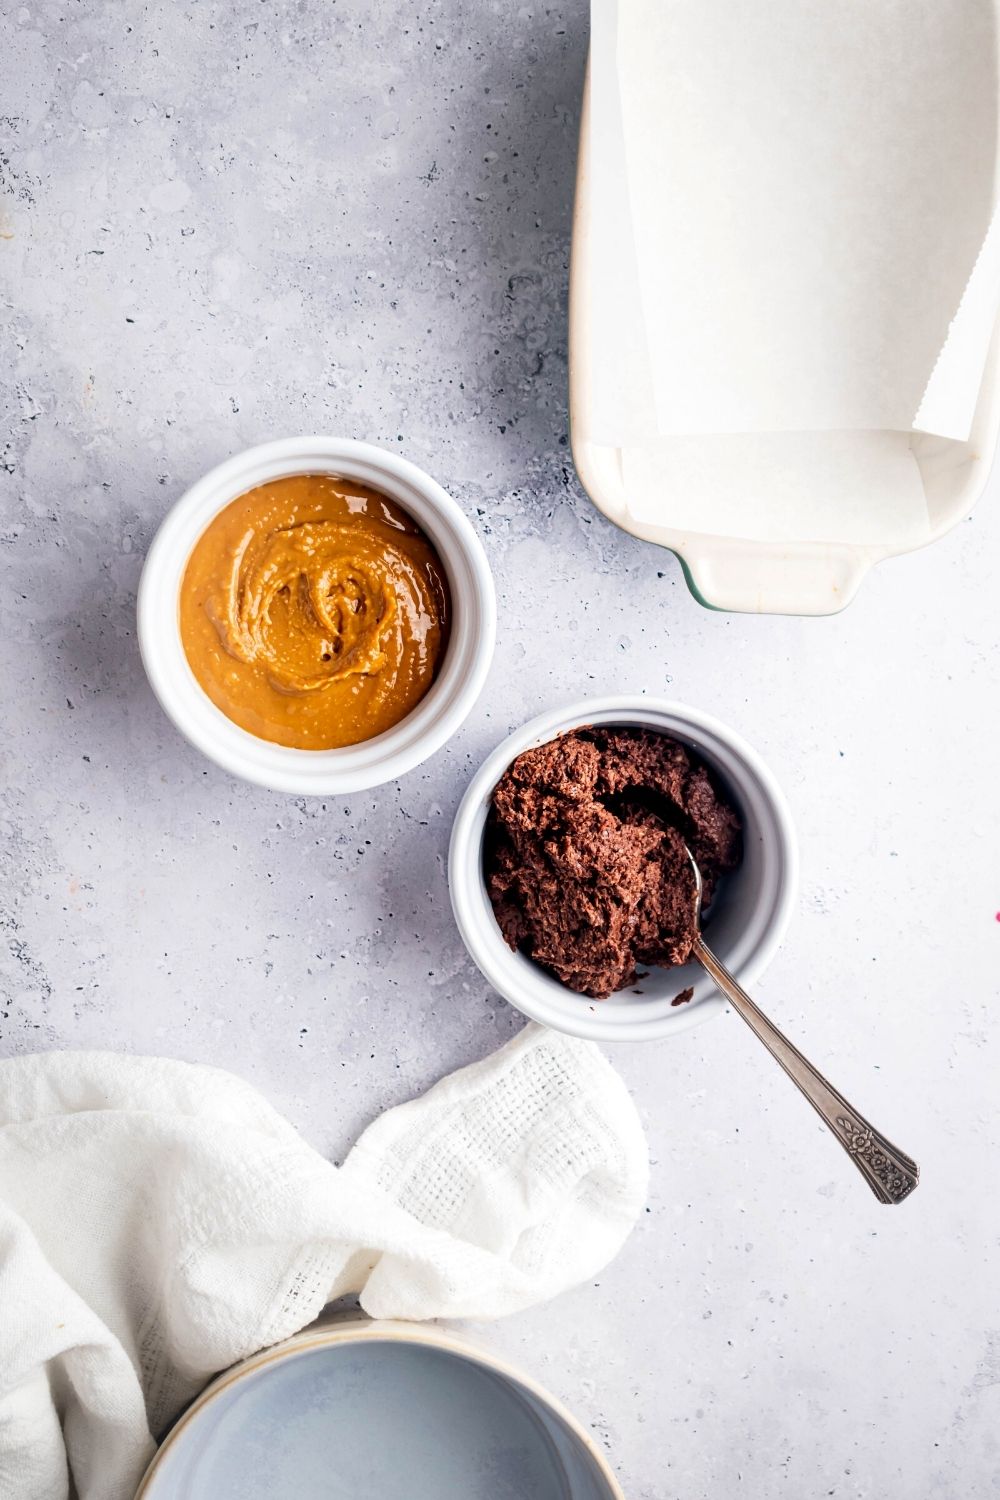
677, 539, 873, 617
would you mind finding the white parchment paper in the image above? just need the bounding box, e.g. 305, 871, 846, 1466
593, 0, 997, 439
584, 0, 1000, 545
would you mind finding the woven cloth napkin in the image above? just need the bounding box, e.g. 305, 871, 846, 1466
0, 1024, 648, 1500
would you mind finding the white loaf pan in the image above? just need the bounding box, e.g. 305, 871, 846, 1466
570, 3, 1000, 616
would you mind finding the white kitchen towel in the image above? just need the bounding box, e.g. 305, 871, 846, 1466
0, 1025, 648, 1500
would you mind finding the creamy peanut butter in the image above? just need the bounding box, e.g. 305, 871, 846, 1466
180, 474, 450, 749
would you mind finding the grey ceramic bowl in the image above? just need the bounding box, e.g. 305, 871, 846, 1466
134, 1318, 624, 1500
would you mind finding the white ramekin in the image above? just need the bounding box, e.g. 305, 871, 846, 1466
138, 438, 495, 794
449, 696, 798, 1043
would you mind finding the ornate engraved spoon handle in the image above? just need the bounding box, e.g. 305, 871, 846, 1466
693, 937, 919, 1204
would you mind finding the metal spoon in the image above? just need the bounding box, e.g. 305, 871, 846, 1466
685, 847, 919, 1204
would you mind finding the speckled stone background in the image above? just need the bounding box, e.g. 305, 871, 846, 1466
2, 3, 999, 1496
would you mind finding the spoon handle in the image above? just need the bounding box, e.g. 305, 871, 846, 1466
692, 937, 919, 1205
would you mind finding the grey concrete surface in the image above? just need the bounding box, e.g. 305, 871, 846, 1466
2, 2, 999, 1495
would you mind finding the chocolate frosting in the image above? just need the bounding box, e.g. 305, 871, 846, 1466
485, 727, 742, 999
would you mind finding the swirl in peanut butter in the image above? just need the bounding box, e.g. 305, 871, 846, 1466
180, 475, 450, 749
